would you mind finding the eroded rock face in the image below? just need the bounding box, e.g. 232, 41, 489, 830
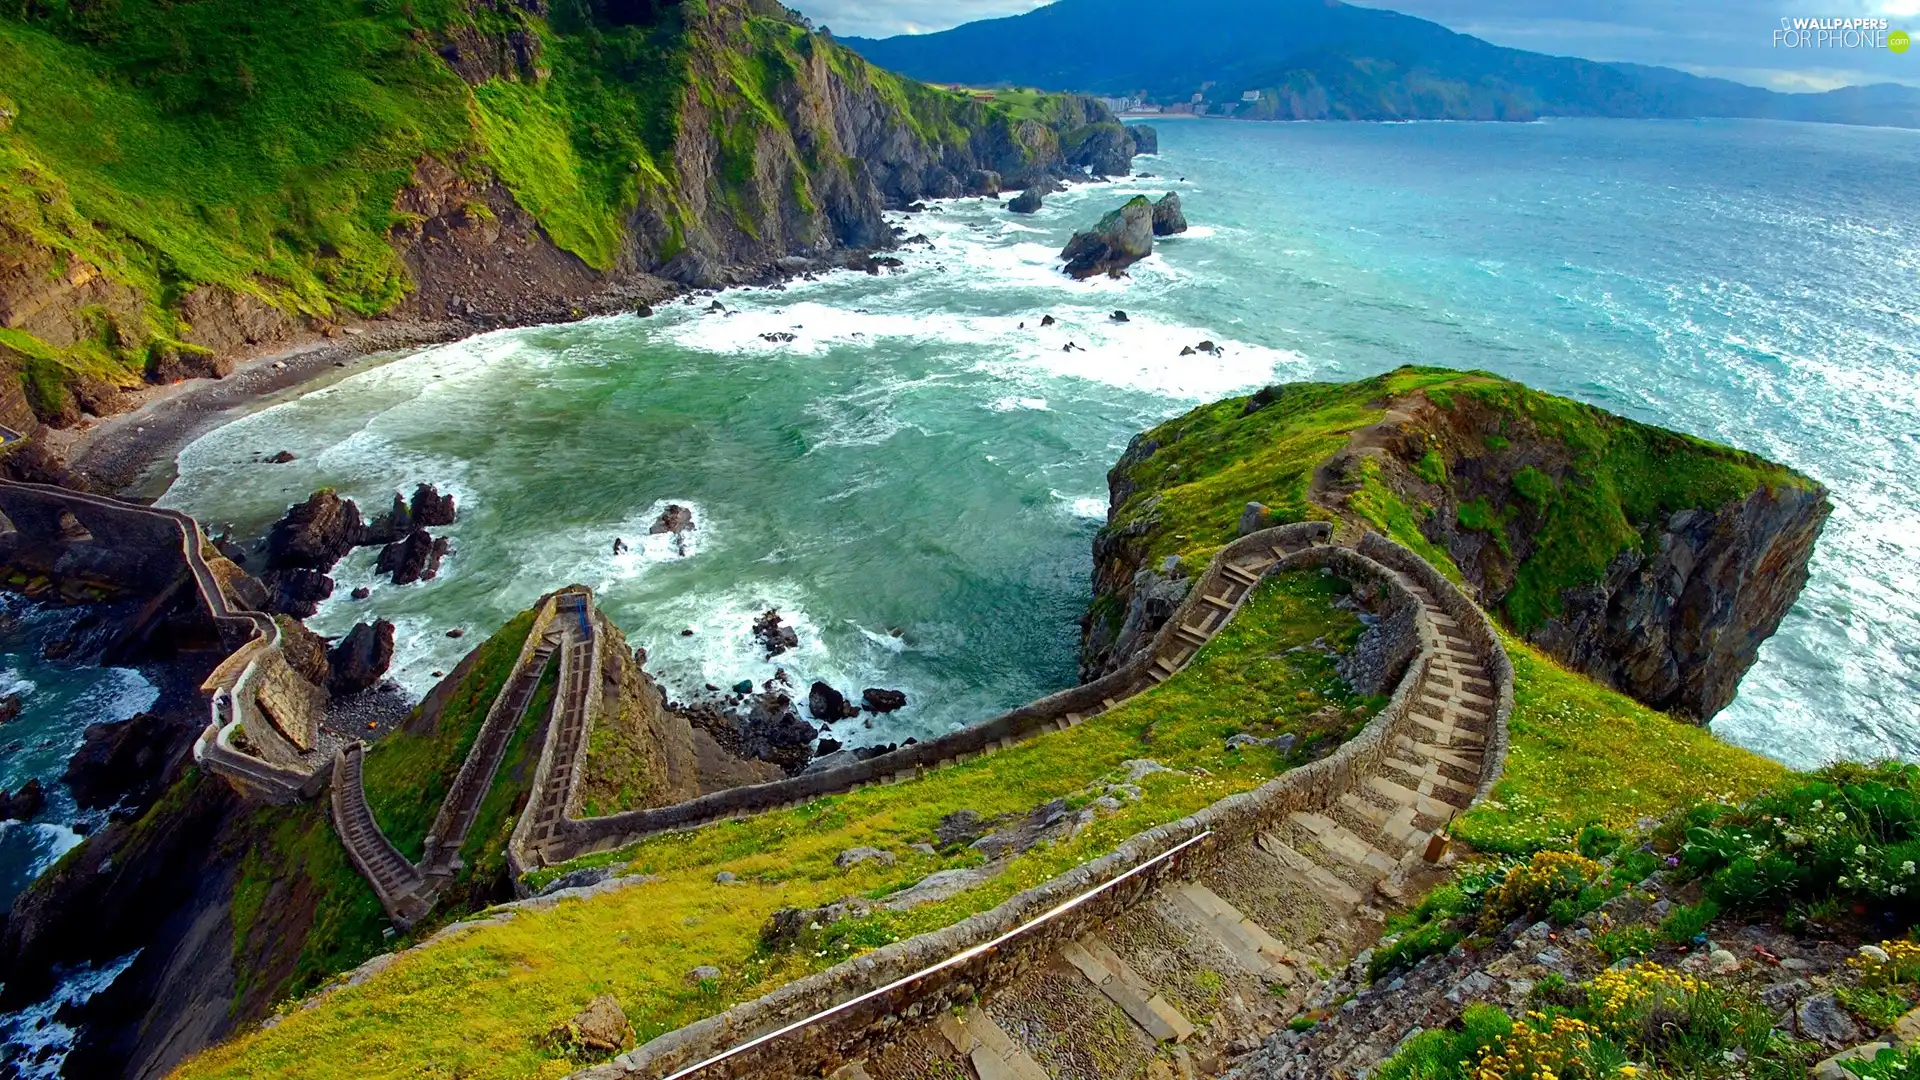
409, 483, 457, 528
1060, 196, 1154, 279
375, 527, 448, 585
1525, 486, 1829, 719
328, 620, 396, 696
1128, 124, 1159, 154
1151, 192, 1187, 236
62, 712, 198, 814
265, 490, 364, 572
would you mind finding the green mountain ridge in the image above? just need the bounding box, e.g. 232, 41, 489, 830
841, 0, 1920, 127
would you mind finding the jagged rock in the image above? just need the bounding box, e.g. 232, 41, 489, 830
0, 693, 20, 724
834, 846, 895, 870
0, 778, 43, 822
1179, 345, 1195, 356
375, 527, 448, 585
1128, 124, 1159, 154
750, 609, 799, 658
1064, 122, 1135, 177
1007, 187, 1044, 214
409, 483, 456, 528
266, 450, 296, 464
1798, 992, 1862, 1046
566, 994, 632, 1055
349, 586, 371, 600
1151, 192, 1187, 236
329, 620, 395, 696
1060, 196, 1154, 279
649, 504, 695, 534
735, 692, 817, 774
1040, 314, 1056, 326
60, 712, 199, 816
807, 681, 858, 721
266, 490, 364, 572
260, 567, 334, 619
759, 332, 795, 343
861, 687, 906, 713
1110, 309, 1129, 322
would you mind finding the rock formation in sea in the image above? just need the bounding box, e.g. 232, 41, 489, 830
1060, 196, 1156, 278
1152, 192, 1188, 236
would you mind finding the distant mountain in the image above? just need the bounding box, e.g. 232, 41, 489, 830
841, 0, 1920, 128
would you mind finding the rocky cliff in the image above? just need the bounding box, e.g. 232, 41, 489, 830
0, 0, 1129, 464
1082, 367, 1828, 722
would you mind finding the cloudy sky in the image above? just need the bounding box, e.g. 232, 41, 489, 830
798, 0, 1920, 90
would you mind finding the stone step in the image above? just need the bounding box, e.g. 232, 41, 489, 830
1335, 793, 1427, 851
1382, 755, 1477, 800
1286, 812, 1400, 878
1165, 882, 1295, 978
1060, 936, 1196, 1044
937, 1009, 1050, 1080
1256, 832, 1364, 907
1364, 775, 1463, 823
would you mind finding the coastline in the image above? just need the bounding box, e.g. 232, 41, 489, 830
52, 280, 679, 501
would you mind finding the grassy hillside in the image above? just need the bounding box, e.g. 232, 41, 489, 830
0, 0, 1084, 427
1095, 366, 1815, 651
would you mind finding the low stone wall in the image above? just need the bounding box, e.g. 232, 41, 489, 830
580, 536, 1442, 1080
534, 522, 1334, 867
1358, 533, 1515, 802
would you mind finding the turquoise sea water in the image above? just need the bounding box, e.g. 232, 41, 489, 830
161, 118, 1920, 770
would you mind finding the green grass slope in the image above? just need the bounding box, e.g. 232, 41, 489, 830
0, 0, 1084, 425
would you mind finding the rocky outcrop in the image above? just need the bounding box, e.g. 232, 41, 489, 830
1060, 196, 1155, 279
807, 681, 859, 721
328, 619, 396, 696
751, 608, 799, 658
649, 504, 694, 534
1128, 124, 1158, 154
691, 692, 818, 776
861, 687, 907, 713
265, 490, 364, 572
1151, 192, 1187, 236
0, 778, 44, 821
1063, 121, 1136, 177
1007, 187, 1044, 214
62, 711, 200, 814
375, 527, 449, 585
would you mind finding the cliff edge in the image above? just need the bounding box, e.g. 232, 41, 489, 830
1084, 366, 1828, 721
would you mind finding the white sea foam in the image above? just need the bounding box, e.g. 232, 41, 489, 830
0, 950, 140, 1079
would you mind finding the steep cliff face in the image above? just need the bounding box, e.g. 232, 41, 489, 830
0, 0, 1125, 450
1082, 368, 1829, 722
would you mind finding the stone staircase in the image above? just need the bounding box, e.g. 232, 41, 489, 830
329, 741, 431, 926
521, 595, 599, 858
590, 531, 1510, 1080
840, 561, 1501, 1080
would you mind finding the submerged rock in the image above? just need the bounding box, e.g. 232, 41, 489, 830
751, 609, 799, 658
649, 504, 695, 535
0, 778, 43, 822
1060, 196, 1154, 279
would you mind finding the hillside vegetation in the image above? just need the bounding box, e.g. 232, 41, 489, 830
1089, 366, 1826, 719
0, 0, 1116, 431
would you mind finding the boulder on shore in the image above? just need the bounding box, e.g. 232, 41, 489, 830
862, 687, 907, 713
965, 169, 1002, 196
329, 619, 395, 696
1151, 192, 1187, 236
807, 681, 859, 721
736, 693, 818, 775
1007, 188, 1044, 214
1059, 196, 1154, 279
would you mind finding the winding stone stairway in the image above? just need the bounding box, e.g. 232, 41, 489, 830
580, 529, 1512, 1080
849, 555, 1501, 1080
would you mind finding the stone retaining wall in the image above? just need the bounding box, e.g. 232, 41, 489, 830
579, 534, 1454, 1080
532, 522, 1334, 867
